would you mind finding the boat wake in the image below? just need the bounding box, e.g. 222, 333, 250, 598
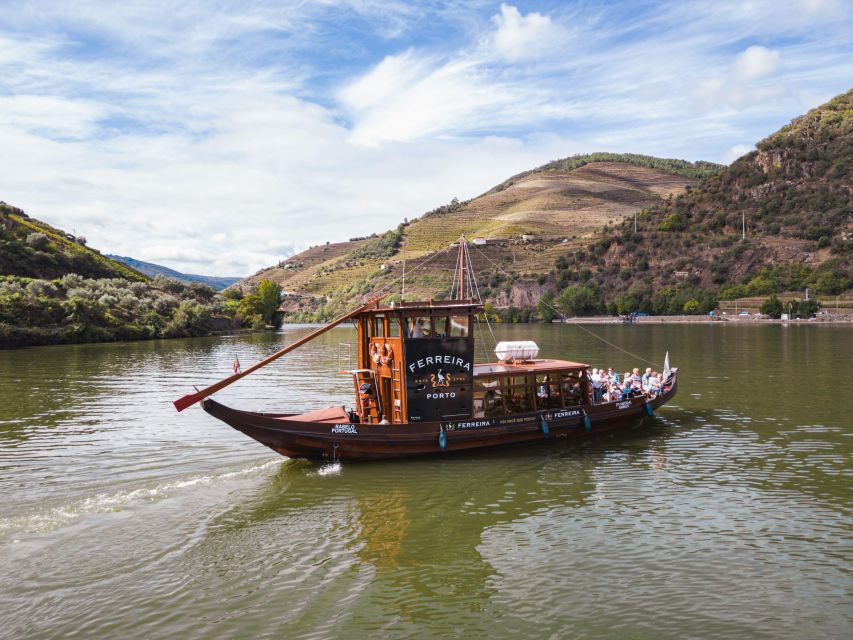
315, 461, 342, 477
0, 458, 282, 537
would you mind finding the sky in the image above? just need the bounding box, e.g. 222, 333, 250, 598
0, 1, 851, 276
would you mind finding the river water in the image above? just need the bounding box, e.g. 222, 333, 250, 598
0, 324, 850, 639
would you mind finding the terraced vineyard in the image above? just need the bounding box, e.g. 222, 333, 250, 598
241, 159, 701, 318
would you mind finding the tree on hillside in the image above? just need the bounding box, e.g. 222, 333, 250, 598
556, 285, 600, 317
537, 292, 558, 322
239, 280, 283, 328
760, 294, 783, 318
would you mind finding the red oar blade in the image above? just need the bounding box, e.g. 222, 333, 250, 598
173, 392, 202, 412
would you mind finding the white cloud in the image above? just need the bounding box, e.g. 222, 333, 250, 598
722, 143, 755, 164
490, 3, 556, 62
692, 45, 786, 110
0, 1, 851, 274
0, 94, 106, 139
734, 45, 781, 80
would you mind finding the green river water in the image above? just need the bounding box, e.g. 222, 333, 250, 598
0, 323, 850, 639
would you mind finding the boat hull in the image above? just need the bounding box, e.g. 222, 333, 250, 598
201, 373, 677, 461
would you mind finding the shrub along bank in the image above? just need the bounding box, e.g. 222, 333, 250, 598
0, 275, 283, 347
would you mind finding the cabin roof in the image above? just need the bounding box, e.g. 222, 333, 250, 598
474, 358, 588, 377
362, 299, 483, 314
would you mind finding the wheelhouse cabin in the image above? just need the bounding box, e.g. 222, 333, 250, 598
349, 299, 590, 425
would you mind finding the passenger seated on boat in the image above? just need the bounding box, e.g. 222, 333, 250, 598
537, 375, 550, 399
609, 385, 622, 401
410, 319, 425, 338
648, 373, 662, 397
642, 370, 654, 394
631, 368, 642, 391
608, 368, 619, 386
590, 369, 604, 404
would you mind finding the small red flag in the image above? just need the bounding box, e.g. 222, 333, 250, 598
233, 357, 240, 374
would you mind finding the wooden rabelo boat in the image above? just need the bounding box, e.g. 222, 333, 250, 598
174, 239, 678, 461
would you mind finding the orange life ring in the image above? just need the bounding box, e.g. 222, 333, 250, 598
369, 342, 382, 363
381, 343, 393, 365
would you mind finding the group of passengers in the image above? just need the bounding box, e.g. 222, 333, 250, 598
588, 367, 664, 404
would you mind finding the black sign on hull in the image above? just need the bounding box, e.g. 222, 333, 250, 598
404, 337, 474, 422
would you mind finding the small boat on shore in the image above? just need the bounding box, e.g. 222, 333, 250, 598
174, 238, 678, 461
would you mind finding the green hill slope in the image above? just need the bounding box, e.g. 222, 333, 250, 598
541, 88, 852, 316
0, 203, 146, 281
246, 90, 851, 320
0, 203, 261, 347
242, 158, 704, 318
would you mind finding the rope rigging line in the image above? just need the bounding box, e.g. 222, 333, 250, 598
371, 242, 456, 299
465, 241, 497, 349
468, 241, 661, 368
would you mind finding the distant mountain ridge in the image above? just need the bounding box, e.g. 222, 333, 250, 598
107, 255, 241, 291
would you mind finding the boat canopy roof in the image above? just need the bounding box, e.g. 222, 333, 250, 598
360, 299, 483, 315
474, 358, 588, 377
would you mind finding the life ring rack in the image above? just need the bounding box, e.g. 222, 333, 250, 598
369, 342, 394, 365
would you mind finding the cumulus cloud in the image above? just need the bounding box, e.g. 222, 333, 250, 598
490, 3, 556, 62
734, 45, 781, 80
692, 45, 785, 110
1, 1, 851, 274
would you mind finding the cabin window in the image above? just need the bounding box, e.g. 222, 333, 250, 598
388, 317, 400, 337
408, 317, 431, 338
506, 375, 533, 413
373, 315, 386, 338
474, 377, 502, 418
536, 374, 561, 409
449, 315, 469, 337
432, 316, 449, 337
559, 371, 585, 406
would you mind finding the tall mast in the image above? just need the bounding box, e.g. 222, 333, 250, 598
458, 235, 466, 300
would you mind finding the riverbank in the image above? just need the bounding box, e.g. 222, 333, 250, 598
557, 314, 853, 324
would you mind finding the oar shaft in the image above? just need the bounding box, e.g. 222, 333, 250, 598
173, 295, 383, 411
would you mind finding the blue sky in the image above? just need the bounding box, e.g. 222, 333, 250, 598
1, 1, 851, 275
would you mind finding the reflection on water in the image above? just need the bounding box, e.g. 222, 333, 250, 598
0, 324, 851, 639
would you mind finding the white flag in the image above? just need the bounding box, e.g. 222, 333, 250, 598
663, 351, 671, 381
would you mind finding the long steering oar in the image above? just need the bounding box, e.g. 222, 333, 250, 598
173, 294, 385, 412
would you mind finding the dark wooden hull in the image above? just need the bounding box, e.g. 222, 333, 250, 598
202, 373, 677, 461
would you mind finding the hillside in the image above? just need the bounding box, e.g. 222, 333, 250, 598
242, 156, 712, 318
0, 203, 271, 347
107, 255, 241, 290
537, 88, 852, 316
247, 90, 851, 320
0, 203, 147, 281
